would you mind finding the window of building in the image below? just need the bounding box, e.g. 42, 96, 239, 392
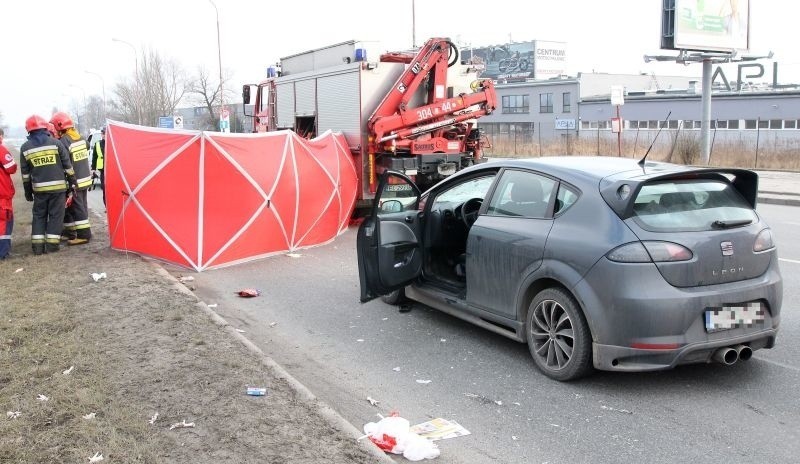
598, 120, 610, 129
716, 120, 728, 129
785, 120, 797, 129
498, 123, 510, 134
501, 95, 530, 114
562, 92, 571, 113
770, 119, 783, 129
759, 119, 769, 129
728, 120, 740, 129
627, 120, 637, 129
648, 120, 659, 129
539, 93, 553, 113
581, 120, 591, 129
638, 121, 649, 129
744, 120, 757, 129
668, 120, 679, 129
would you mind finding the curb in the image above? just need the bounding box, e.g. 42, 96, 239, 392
758, 196, 800, 207
150, 263, 394, 464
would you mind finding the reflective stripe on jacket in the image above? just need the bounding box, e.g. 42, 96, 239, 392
20, 137, 74, 194
61, 137, 92, 190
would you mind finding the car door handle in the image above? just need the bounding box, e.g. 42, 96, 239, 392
404, 216, 414, 223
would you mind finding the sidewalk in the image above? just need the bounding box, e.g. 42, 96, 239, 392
756, 170, 800, 207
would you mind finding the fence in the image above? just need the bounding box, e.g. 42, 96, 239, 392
481, 122, 800, 170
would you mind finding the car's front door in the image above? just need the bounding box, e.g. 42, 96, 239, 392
357, 171, 423, 302
467, 169, 557, 319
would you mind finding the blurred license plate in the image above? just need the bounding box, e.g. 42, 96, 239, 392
386, 184, 412, 192
705, 302, 765, 332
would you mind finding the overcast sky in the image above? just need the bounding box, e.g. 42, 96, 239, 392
1, 0, 796, 131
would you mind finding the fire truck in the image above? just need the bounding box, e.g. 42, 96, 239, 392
242, 37, 497, 209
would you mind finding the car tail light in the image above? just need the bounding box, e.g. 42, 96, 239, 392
607, 241, 693, 263
753, 228, 775, 252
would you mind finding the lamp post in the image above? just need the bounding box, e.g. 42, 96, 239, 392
112, 37, 141, 125
85, 70, 106, 123
209, 0, 225, 131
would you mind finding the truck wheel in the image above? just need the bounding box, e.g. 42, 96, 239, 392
526, 288, 593, 381
380, 288, 407, 305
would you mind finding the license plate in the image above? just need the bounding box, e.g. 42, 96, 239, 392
705, 302, 765, 332
386, 184, 412, 192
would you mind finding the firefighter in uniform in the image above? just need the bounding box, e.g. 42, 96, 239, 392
19, 115, 76, 255
0, 127, 17, 259
50, 112, 92, 245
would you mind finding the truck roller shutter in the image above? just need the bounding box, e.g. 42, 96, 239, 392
276, 82, 295, 129
295, 79, 316, 116
317, 71, 360, 144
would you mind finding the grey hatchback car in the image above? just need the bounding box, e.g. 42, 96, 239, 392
357, 157, 782, 381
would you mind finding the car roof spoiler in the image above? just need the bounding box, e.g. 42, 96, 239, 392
600, 168, 758, 219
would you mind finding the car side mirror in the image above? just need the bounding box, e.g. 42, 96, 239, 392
380, 200, 403, 214
242, 85, 251, 104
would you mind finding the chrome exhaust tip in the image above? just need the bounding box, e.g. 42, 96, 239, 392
712, 347, 738, 365
733, 344, 753, 361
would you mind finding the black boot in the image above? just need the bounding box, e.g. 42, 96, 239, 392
46, 243, 60, 253
32, 244, 45, 255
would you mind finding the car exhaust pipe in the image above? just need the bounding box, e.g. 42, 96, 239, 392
712, 347, 738, 365
733, 344, 753, 361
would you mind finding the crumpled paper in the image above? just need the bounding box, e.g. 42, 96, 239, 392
6, 411, 21, 420
88, 451, 104, 462
91, 272, 107, 282
169, 419, 195, 430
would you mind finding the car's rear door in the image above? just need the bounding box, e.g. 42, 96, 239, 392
357, 171, 423, 302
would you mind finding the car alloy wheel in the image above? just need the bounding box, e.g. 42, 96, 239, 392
526, 288, 593, 381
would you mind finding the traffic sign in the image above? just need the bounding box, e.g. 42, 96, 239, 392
173, 116, 184, 129
158, 116, 174, 129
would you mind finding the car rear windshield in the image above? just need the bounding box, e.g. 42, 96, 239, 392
632, 179, 757, 232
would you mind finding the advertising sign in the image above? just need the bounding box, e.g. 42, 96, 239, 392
555, 119, 576, 130
673, 0, 750, 52
533, 41, 567, 80
158, 116, 174, 129
461, 41, 535, 81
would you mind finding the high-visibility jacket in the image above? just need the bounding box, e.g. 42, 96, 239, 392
0, 144, 17, 207
91, 139, 104, 170
20, 134, 75, 194
59, 132, 92, 190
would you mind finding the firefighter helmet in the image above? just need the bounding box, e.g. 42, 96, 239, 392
25, 115, 49, 133
50, 112, 75, 131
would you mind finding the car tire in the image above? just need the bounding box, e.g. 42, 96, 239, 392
526, 288, 593, 381
380, 288, 407, 305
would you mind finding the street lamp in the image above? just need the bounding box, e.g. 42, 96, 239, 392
112, 37, 141, 125
209, 0, 225, 131
85, 70, 106, 122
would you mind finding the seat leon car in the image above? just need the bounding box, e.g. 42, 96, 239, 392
356, 157, 783, 381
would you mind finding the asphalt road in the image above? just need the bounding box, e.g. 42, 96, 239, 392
155, 200, 800, 464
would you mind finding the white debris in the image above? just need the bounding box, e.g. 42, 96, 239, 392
416, 379, 432, 384
512, 436, 519, 441
269, 322, 277, 328
286, 253, 302, 258
600, 405, 633, 415
82, 413, 97, 420
169, 419, 195, 430
494, 400, 503, 406
357, 339, 365, 342
366, 396, 379, 406
549, 423, 560, 427
36, 394, 49, 402
88, 452, 104, 462
382, 317, 388, 321
14, 268, 23, 273
207, 303, 218, 308
235, 328, 246, 333
513, 402, 521, 406
6, 411, 21, 420
179, 276, 195, 283
392, 367, 401, 372
62, 365, 74, 375
440, 338, 447, 342
148, 413, 159, 425
90, 272, 107, 282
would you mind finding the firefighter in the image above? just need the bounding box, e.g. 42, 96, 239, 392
0, 127, 17, 259
19, 115, 76, 255
47, 123, 58, 138
50, 112, 92, 245
91, 126, 106, 205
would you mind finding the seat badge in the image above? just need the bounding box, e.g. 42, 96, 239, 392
721, 241, 734, 256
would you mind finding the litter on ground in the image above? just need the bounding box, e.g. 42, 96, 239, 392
88, 452, 104, 462
14, 268, 23, 273
207, 303, 218, 308
366, 396, 379, 406
410, 418, 471, 441
235, 328, 245, 333
36, 394, 49, 402
169, 419, 195, 430
82, 413, 97, 420
6, 411, 21, 419
415, 379, 432, 384
363, 413, 441, 461
62, 365, 74, 375
90, 272, 107, 282
286, 253, 302, 258
392, 367, 401, 372
148, 413, 159, 425
179, 276, 195, 283
236, 288, 261, 298
269, 322, 277, 327
600, 405, 633, 414
246, 387, 267, 396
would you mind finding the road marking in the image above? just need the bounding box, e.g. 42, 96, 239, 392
753, 356, 800, 373
779, 258, 800, 265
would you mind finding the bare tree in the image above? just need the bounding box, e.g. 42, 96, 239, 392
110, 47, 188, 126
187, 66, 234, 131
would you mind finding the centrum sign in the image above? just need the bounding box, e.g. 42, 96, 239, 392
533, 40, 567, 80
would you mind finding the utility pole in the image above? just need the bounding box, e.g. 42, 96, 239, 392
112, 38, 142, 125
411, 0, 416, 48
209, 0, 226, 132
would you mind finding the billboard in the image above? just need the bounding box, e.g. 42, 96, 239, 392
461, 40, 567, 81
663, 0, 750, 52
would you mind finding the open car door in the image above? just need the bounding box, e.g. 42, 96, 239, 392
357, 171, 423, 302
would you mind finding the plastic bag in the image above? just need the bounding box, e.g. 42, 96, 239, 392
363, 414, 440, 461
235, 288, 261, 297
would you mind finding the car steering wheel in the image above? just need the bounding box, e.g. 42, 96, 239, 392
462, 198, 483, 227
